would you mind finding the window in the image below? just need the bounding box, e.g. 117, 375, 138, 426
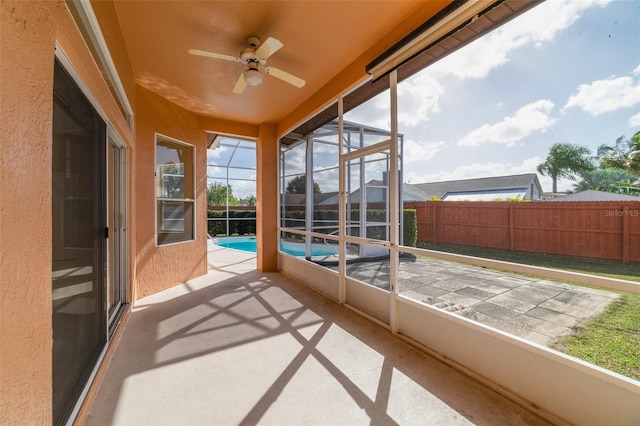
156, 136, 194, 245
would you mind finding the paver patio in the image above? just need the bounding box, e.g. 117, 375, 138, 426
331, 256, 620, 346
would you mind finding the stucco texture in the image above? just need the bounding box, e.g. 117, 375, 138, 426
1, 1, 135, 423
1, 2, 57, 424
256, 123, 279, 272
134, 86, 208, 298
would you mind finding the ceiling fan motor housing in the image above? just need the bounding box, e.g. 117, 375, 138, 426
246, 36, 260, 48
240, 47, 257, 62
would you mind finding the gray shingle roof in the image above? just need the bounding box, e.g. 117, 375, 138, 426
408, 173, 543, 200
546, 189, 640, 202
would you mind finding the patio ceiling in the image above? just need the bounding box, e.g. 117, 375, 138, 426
111, 1, 451, 125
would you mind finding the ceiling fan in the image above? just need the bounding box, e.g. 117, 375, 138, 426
189, 36, 306, 94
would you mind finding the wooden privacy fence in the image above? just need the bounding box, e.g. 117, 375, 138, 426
404, 201, 640, 264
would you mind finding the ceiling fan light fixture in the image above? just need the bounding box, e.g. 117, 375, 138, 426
243, 68, 263, 86
189, 36, 305, 94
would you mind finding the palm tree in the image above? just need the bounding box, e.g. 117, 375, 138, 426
537, 143, 594, 193
598, 135, 627, 169
626, 131, 640, 173
597, 131, 640, 173
573, 167, 637, 192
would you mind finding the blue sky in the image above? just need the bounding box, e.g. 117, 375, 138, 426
210, 0, 640, 198
345, 0, 640, 193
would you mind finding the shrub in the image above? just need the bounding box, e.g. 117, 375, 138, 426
280, 208, 418, 247
207, 209, 257, 235
212, 207, 418, 245
403, 209, 417, 247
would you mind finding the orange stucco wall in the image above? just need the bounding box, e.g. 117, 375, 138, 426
0, 3, 57, 424
133, 86, 208, 298
256, 123, 279, 272
0, 1, 134, 424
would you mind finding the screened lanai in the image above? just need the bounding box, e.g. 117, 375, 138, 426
280, 119, 405, 260
206, 136, 257, 237
207, 120, 405, 261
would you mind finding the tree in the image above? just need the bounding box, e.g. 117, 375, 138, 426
573, 167, 637, 192
159, 164, 185, 198
628, 131, 640, 173
537, 143, 594, 193
243, 194, 257, 206
207, 182, 239, 206
597, 131, 640, 174
285, 174, 321, 194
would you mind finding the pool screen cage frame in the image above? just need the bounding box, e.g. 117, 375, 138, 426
206, 135, 257, 237
280, 118, 404, 259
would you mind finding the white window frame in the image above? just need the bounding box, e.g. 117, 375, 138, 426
155, 133, 196, 246
65, 0, 134, 128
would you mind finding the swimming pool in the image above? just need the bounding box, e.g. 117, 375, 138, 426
212, 236, 339, 257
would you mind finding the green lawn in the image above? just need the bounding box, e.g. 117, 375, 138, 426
552, 293, 640, 381
417, 243, 640, 380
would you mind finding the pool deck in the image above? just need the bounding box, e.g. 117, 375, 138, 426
331, 255, 620, 346
86, 245, 552, 425
209, 239, 620, 346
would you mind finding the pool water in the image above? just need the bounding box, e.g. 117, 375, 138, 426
213, 236, 338, 257
216, 240, 258, 253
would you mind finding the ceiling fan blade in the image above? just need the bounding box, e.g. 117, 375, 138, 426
188, 49, 241, 63
255, 37, 283, 60
232, 73, 246, 94
265, 67, 305, 88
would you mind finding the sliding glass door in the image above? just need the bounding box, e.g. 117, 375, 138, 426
107, 136, 128, 332
52, 57, 130, 425
52, 60, 106, 425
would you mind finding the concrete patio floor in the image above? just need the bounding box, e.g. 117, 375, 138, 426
86, 246, 552, 425
336, 255, 620, 346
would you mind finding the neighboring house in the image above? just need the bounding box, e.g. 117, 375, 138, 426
284, 173, 545, 206
545, 189, 640, 202
407, 173, 545, 201
315, 178, 395, 205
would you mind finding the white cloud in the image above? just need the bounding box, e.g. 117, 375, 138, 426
457, 100, 557, 147
404, 157, 543, 186
537, 175, 575, 193
629, 112, 640, 127
563, 71, 640, 116
344, 91, 390, 130
346, 73, 445, 129
230, 180, 256, 199
355, 0, 611, 130
403, 140, 445, 165
398, 73, 444, 127
429, 0, 611, 80
207, 149, 222, 162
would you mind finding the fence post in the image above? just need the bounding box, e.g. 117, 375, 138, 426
509, 204, 515, 252
433, 202, 437, 244
623, 206, 629, 264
